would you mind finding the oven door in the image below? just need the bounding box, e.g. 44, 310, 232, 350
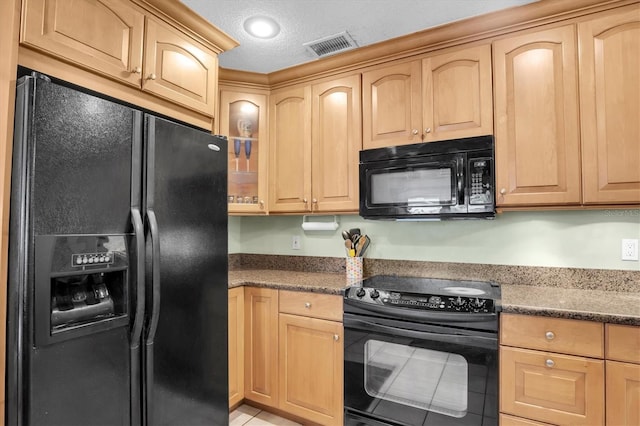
344, 313, 498, 426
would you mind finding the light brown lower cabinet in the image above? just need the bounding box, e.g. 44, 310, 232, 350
279, 313, 343, 425
500, 346, 605, 425
243, 287, 279, 407
228, 287, 244, 407
500, 413, 555, 426
501, 315, 640, 426
606, 361, 640, 426
239, 287, 344, 425
605, 324, 640, 426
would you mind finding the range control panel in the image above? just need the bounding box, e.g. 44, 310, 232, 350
72, 252, 114, 267
346, 287, 495, 314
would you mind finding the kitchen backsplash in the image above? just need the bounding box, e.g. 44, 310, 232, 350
229, 209, 640, 271
229, 254, 639, 292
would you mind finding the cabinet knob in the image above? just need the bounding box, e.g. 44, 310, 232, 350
500, 188, 507, 195
304, 302, 311, 309
303, 198, 308, 204
412, 129, 419, 135
545, 359, 555, 368
147, 73, 157, 80
334, 334, 340, 341
312, 198, 317, 204
545, 331, 555, 340
425, 128, 431, 134
259, 200, 265, 209
132, 66, 142, 74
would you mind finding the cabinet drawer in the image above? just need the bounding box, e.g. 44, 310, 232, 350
606, 324, 640, 363
500, 346, 604, 425
279, 290, 342, 321
499, 414, 554, 426
501, 314, 603, 358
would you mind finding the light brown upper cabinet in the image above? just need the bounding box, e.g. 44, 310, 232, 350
578, 5, 640, 205
362, 44, 493, 150
422, 44, 493, 142
269, 75, 361, 213
143, 17, 217, 116
362, 61, 422, 149
493, 25, 582, 207
219, 88, 269, 214
21, 0, 145, 87
311, 75, 362, 213
21, 0, 224, 117
269, 85, 312, 212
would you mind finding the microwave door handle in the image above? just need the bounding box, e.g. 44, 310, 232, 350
457, 156, 465, 205
344, 317, 497, 349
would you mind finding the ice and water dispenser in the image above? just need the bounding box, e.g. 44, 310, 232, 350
34, 235, 131, 346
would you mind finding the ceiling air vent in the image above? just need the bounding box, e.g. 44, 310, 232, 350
303, 31, 358, 58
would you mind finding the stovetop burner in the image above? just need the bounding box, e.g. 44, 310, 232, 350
344, 275, 501, 315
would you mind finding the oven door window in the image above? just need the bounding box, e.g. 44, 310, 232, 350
365, 340, 468, 418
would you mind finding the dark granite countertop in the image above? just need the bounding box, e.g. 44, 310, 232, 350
229, 269, 347, 295
228, 268, 640, 325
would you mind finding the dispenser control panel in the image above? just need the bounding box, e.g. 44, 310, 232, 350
72, 252, 114, 267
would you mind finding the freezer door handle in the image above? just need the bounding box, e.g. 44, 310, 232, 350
130, 207, 145, 346
145, 209, 161, 343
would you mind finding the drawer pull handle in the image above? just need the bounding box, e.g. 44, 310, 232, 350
304, 302, 311, 309
334, 334, 339, 341
545, 359, 555, 368
545, 331, 555, 340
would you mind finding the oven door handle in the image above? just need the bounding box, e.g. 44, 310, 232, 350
344, 317, 497, 349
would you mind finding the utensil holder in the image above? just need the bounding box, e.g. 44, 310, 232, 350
346, 256, 363, 284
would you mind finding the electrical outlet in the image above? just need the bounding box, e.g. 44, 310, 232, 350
621, 238, 639, 261
292, 235, 302, 250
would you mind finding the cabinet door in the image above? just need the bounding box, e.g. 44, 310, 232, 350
579, 6, 640, 204
362, 61, 422, 149
493, 25, 581, 206
422, 44, 493, 142
606, 360, 640, 426
143, 17, 218, 116
269, 86, 312, 212
244, 287, 279, 407
21, 0, 144, 87
279, 314, 343, 426
500, 346, 604, 425
228, 287, 244, 408
219, 90, 269, 214
311, 75, 362, 213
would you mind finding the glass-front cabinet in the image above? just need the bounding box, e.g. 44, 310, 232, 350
219, 89, 269, 214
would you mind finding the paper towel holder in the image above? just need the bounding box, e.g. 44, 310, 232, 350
301, 215, 339, 232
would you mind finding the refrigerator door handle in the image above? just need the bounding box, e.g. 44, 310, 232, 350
130, 207, 145, 346
145, 208, 161, 343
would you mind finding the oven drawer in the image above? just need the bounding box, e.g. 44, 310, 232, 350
606, 323, 640, 363
500, 346, 604, 425
500, 314, 603, 358
279, 290, 342, 321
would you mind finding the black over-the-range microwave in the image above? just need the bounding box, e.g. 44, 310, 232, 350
359, 135, 495, 220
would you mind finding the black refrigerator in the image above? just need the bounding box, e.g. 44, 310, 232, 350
5, 74, 229, 426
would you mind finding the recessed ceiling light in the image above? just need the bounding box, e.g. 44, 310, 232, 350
243, 16, 280, 39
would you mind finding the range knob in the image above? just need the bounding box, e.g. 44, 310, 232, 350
450, 296, 467, 310
356, 288, 366, 298
370, 290, 380, 300
471, 298, 486, 310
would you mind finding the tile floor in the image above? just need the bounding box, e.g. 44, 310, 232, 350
230, 404, 302, 426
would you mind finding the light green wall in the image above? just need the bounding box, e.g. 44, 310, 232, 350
229, 210, 640, 271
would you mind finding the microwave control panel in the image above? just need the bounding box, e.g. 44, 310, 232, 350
468, 158, 493, 205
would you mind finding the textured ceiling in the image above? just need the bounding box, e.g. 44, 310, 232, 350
181, 0, 538, 74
